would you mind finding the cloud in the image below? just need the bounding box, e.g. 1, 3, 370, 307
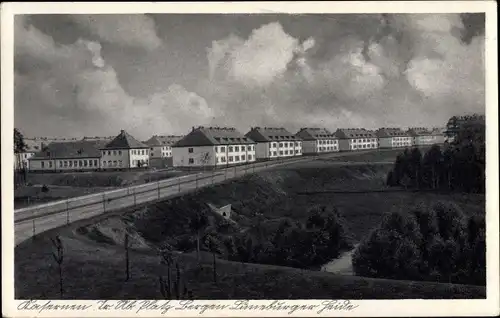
69, 14, 162, 50
202, 15, 484, 133
15, 19, 211, 139
207, 22, 314, 87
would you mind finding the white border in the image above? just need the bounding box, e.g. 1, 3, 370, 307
1, 2, 498, 317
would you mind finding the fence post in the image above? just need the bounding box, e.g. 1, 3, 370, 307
66, 199, 70, 225
103, 193, 106, 213
178, 177, 181, 193
32, 219, 36, 239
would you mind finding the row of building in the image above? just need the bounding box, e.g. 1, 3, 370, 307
15, 126, 447, 172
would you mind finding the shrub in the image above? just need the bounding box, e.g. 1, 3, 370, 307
353, 203, 485, 286
41, 184, 49, 193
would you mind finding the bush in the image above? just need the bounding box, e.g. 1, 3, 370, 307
41, 184, 49, 193
352, 202, 485, 286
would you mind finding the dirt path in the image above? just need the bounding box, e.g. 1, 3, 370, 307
320, 244, 359, 275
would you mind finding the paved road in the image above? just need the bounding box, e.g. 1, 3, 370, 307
14, 150, 391, 246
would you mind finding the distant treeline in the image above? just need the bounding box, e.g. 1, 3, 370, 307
386, 121, 485, 193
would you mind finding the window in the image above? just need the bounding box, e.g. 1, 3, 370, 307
235, 146, 239, 152
221, 156, 226, 162
113, 160, 117, 166
221, 147, 226, 152
229, 156, 233, 162
41, 161, 45, 168
188, 148, 194, 153
49, 161, 53, 168
279, 143, 283, 147
272, 143, 277, 148
84, 160, 88, 167
248, 155, 252, 160
241, 155, 245, 161
235, 156, 240, 161
102, 151, 106, 156
188, 158, 194, 164
247, 145, 252, 151
113, 150, 116, 156
89, 160, 93, 167
118, 150, 122, 155
108, 160, 112, 166
102, 161, 106, 167
74, 160, 77, 167
141, 150, 145, 155
151, 148, 154, 151
279, 151, 283, 155
228, 146, 233, 152
69, 161, 73, 167
295, 150, 299, 154
78, 160, 82, 167
215, 147, 218, 153
216, 157, 219, 163
273, 151, 277, 156
118, 160, 122, 167
151, 152, 155, 157
59, 161, 63, 168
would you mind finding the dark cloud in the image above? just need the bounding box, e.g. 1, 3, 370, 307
15, 13, 485, 139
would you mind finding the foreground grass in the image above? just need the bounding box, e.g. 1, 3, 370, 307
15, 231, 486, 300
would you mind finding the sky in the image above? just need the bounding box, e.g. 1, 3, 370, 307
14, 13, 485, 140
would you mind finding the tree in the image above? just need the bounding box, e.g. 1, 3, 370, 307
14, 128, 27, 153
189, 210, 210, 262
422, 145, 443, 189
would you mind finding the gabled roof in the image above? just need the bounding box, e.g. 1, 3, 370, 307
335, 128, 377, 139
144, 135, 183, 147
375, 128, 409, 138
245, 127, 302, 142
295, 128, 336, 141
30, 140, 108, 160
173, 126, 255, 147
104, 130, 148, 149
407, 127, 433, 136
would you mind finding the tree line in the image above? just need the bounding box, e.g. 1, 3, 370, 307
386, 121, 485, 193
352, 201, 485, 286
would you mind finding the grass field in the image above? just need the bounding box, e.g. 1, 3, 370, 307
15, 157, 485, 299
15, 233, 485, 299
14, 169, 189, 209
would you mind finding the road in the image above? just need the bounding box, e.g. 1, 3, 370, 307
14, 150, 393, 246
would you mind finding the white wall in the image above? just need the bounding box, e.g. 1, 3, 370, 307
173, 144, 257, 167
255, 142, 270, 159
414, 135, 442, 146
391, 136, 412, 148
29, 159, 56, 171
129, 148, 150, 168
101, 149, 130, 169
302, 140, 317, 154
348, 138, 379, 151
173, 146, 216, 167
149, 145, 173, 158
15, 152, 35, 170
29, 158, 100, 171
316, 139, 339, 153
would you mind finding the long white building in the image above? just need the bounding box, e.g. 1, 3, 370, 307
295, 128, 338, 154
335, 128, 379, 151
172, 126, 256, 168
376, 128, 412, 149
28, 140, 108, 172
245, 127, 302, 160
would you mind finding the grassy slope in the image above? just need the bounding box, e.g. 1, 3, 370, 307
15, 160, 486, 299
14, 169, 188, 208
15, 233, 485, 300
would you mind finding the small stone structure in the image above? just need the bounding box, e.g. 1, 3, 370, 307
207, 203, 232, 220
